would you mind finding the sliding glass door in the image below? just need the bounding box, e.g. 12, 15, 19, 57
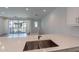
8, 20, 30, 37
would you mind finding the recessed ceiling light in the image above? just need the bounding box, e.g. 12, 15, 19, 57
43, 9, 46, 12
26, 8, 29, 11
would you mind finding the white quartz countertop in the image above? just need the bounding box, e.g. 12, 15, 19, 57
0, 34, 79, 52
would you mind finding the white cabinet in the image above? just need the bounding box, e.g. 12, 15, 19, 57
67, 8, 79, 26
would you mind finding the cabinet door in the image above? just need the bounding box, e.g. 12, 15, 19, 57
67, 8, 79, 26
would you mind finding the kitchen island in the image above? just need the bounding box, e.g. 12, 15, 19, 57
0, 34, 79, 52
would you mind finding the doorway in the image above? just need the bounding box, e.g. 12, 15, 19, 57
8, 20, 30, 37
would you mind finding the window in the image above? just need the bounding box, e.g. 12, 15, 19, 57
34, 21, 38, 27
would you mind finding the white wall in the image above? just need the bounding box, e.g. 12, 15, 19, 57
4, 19, 9, 34
40, 7, 79, 36
0, 18, 8, 35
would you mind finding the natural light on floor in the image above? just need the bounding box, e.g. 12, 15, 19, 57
8, 33, 27, 38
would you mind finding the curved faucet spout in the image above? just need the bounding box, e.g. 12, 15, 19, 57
38, 35, 42, 40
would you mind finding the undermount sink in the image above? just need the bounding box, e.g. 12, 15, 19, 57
23, 40, 58, 51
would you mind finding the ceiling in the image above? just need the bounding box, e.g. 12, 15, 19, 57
0, 7, 56, 20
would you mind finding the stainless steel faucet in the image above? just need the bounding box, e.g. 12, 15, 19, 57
38, 35, 42, 40
38, 35, 42, 48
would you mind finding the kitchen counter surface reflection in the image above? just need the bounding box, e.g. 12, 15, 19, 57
0, 34, 79, 52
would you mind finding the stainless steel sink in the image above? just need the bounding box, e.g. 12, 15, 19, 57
23, 40, 58, 51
